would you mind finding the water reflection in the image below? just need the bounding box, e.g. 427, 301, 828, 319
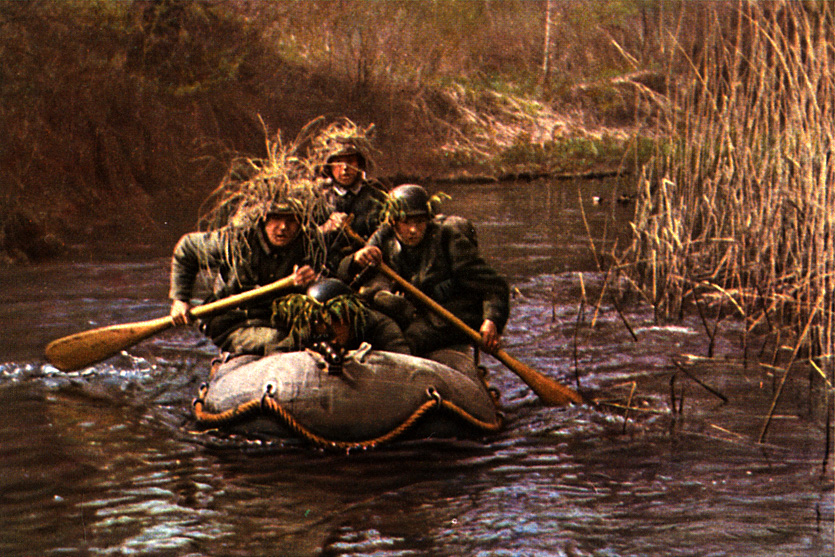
441, 179, 633, 278
0, 179, 830, 556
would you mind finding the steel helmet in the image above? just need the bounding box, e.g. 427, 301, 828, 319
322, 140, 367, 180
306, 278, 354, 304
388, 184, 432, 219
325, 142, 367, 167
262, 196, 305, 221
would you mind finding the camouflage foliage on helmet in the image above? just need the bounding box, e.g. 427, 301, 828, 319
302, 117, 378, 180
272, 291, 367, 347
195, 116, 332, 270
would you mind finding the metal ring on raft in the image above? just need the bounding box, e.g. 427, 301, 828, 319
426, 387, 442, 404
261, 382, 276, 409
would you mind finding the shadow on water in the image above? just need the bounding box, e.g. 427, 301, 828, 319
0, 178, 831, 556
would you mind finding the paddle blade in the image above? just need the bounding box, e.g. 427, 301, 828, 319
45, 316, 174, 372
495, 349, 585, 406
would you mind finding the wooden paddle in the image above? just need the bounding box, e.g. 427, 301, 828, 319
45, 275, 296, 372
343, 227, 585, 406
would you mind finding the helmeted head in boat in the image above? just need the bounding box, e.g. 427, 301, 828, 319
308, 118, 375, 186
381, 184, 450, 222
272, 278, 367, 347
258, 197, 307, 248
382, 184, 449, 247
323, 141, 367, 185
389, 184, 430, 218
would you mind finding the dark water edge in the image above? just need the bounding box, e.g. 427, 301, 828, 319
0, 178, 831, 556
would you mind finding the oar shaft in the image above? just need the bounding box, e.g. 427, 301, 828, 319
45, 275, 297, 372
342, 226, 584, 405
189, 276, 296, 319
381, 261, 583, 405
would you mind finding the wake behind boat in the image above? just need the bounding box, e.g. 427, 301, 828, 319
192, 346, 503, 450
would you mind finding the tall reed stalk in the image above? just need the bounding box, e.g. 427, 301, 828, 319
623, 2, 834, 374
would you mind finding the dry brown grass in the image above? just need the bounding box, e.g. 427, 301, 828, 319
619, 2, 834, 390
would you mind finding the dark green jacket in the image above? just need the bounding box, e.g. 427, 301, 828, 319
340, 215, 510, 333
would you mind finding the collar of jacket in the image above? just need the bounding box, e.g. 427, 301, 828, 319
333, 181, 363, 197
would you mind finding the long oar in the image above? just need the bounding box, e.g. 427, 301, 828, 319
343, 227, 585, 406
45, 275, 296, 372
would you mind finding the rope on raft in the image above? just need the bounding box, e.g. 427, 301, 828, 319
192, 379, 503, 452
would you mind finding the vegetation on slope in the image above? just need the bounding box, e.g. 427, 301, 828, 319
0, 0, 683, 261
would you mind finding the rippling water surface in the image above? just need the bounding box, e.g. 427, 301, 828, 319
0, 179, 831, 556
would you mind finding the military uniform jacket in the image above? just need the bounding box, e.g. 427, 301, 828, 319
348, 215, 510, 333
323, 180, 387, 240
169, 225, 322, 342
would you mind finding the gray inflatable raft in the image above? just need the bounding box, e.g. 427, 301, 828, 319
193, 344, 502, 450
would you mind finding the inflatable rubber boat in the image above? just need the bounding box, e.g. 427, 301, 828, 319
192, 344, 503, 450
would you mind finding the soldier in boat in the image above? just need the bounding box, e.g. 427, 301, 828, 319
271, 278, 410, 355
339, 184, 510, 357
169, 198, 330, 356
316, 138, 387, 241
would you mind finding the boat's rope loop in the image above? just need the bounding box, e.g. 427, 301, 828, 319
437, 396, 504, 432
193, 381, 502, 452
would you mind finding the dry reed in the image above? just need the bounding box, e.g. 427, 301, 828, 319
195, 117, 374, 272
621, 1, 835, 397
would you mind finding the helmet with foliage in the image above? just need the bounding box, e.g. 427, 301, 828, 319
325, 140, 367, 169
306, 278, 354, 303
198, 123, 327, 232
304, 117, 376, 180
272, 279, 367, 345
381, 184, 448, 222
196, 121, 333, 271
261, 196, 306, 221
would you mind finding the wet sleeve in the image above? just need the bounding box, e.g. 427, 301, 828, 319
169, 230, 231, 301
446, 223, 511, 332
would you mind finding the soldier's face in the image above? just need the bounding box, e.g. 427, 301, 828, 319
330, 154, 361, 187
315, 318, 351, 346
264, 214, 301, 247
393, 216, 428, 247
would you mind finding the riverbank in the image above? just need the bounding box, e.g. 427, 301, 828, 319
1, 83, 649, 264
0, 1, 663, 264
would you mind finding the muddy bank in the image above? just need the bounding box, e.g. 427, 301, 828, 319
1, 2, 661, 264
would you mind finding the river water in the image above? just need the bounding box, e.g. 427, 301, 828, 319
0, 179, 832, 556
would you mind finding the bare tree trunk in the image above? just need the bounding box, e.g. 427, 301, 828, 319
541, 0, 554, 86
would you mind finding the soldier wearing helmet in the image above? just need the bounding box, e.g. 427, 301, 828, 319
317, 139, 387, 242
339, 184, 510, 357
169, 199, 332, 355
270, 278, 410, 354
